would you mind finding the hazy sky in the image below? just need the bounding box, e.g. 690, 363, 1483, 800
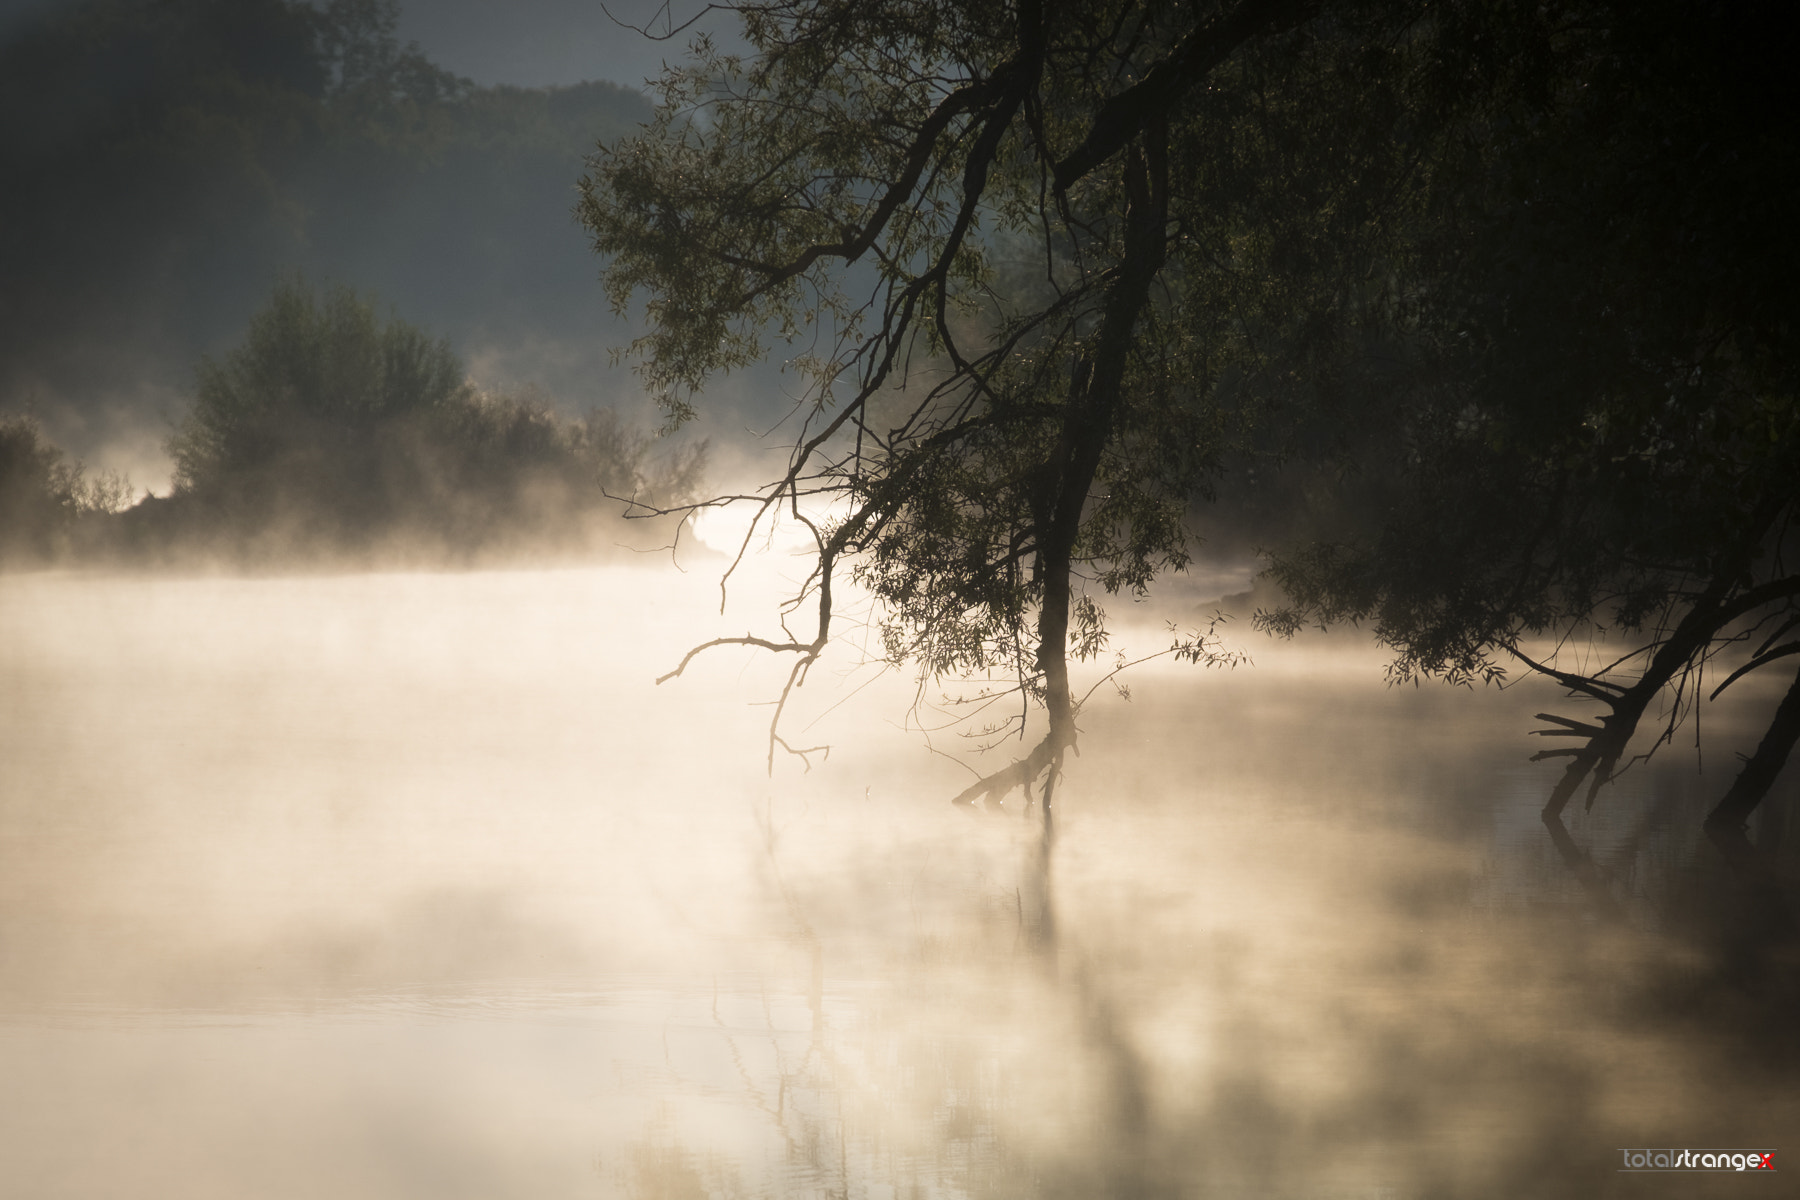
395, 0, 743, 90
0, 0, 741, 91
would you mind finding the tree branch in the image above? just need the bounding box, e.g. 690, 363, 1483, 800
1050, 0, 1315, 191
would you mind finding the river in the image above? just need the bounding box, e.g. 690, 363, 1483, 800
1, 567, 1793, 1198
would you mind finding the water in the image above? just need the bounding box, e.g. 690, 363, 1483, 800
1, 568, 1795, 1198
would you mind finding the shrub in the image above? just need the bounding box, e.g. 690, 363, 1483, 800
0, 415, 131, 565
159, 283, 703, 562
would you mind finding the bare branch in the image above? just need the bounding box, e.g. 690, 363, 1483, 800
1709, 641, 1800, 701
657, 634, 816, 685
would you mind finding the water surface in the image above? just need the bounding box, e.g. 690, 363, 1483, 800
2, 568, 1794, 1198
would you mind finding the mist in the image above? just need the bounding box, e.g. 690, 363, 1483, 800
3, 2, 1797, 1198
3, 567, 1794, 1198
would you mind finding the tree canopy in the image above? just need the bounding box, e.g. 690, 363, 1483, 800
1263, 0, 1800, 829
580, 0, 1453, 810
580, 0, 1798, 831
0, 416, 130, 565
148, 282, 706, 563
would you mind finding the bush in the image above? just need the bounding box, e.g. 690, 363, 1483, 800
155, 282, 703, 563
169, 280, 469, 507
0, 415, 130, 565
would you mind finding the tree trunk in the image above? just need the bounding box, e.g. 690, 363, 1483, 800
1705, 666, 1800, 831
953, 129, 1170, 828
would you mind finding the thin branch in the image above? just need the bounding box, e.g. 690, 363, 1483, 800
657, 634, 816, 685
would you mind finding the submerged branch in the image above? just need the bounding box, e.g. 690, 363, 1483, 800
656, 634, 819, 685
950, 723, 1070, 812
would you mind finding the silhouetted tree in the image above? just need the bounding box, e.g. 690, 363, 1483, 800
154, 281, 704, 562
168, 280, 468, 530
1262, 0, 1800, 830
0, 416, 131, 564
580, 0, 1800, 838
577, 0, 1586, 816
0, 417, 85, 564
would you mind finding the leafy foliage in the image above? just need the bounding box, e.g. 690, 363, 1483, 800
0, 416, 131, 565
580, 0, 1799, 828
1268, 0, 1799, 666
170, 280, 471, 500
579, 0, 1466, 798
1259, 0, 1800, 820
148, 282, 706, 563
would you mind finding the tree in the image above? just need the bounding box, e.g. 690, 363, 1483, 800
1262, 0, 1800, 833
169, 280, 472, 522
0, 416, 89, 564
0, 417, 131, 565
159, 281, 705, 560
583, 0, 1800, 841
578, 0, 1529, 828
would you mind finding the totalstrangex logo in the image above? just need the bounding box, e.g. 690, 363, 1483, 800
1619, 1149, 1775, 1172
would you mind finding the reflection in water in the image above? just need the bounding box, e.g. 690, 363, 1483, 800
1, 569, 1796, 1198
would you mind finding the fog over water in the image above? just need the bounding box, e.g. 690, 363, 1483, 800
1, 1, 1791, 1193
2, 565, 1794, 1199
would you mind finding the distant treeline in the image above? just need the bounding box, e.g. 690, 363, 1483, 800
0, 0, 651, 409
0, 416, 132, 565
0, 285, 704, 570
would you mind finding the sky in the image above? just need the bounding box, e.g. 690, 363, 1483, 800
393, 0, 742, 91
0, 0, 738, 90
